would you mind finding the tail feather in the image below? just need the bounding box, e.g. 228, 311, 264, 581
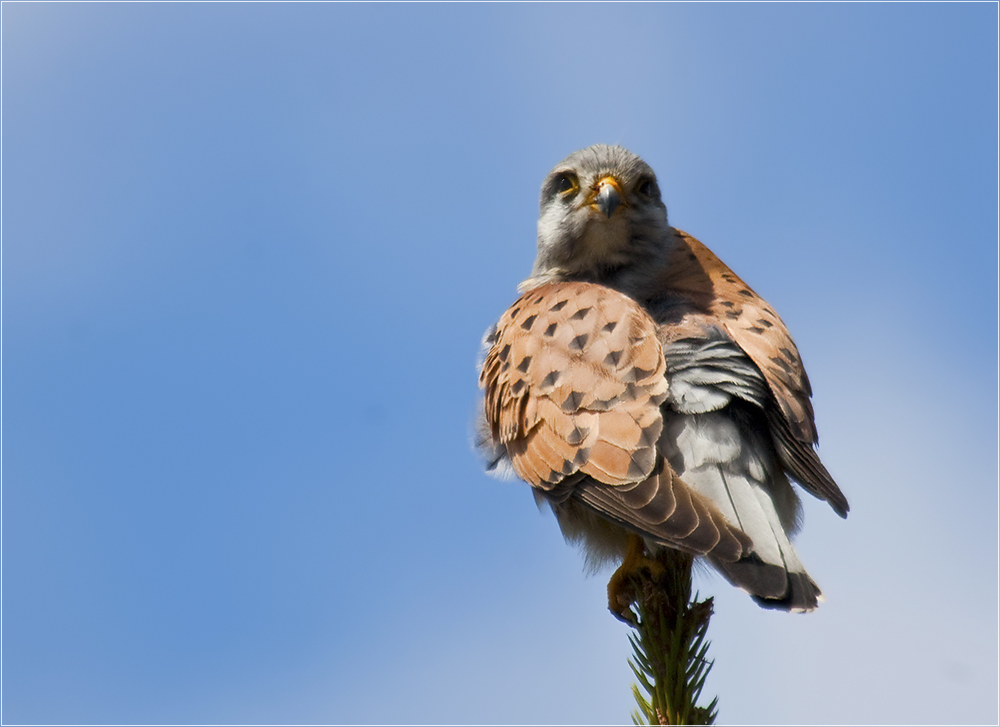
708, 485, 822, 612
665, 409, 821, 612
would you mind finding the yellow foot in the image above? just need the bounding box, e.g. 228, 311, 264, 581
607, 534, 664, 625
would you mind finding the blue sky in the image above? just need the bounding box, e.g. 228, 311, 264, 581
3, 3, 997, 724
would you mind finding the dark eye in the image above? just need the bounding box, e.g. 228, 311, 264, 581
554, 172, 578, 195
636, 177, 657, 198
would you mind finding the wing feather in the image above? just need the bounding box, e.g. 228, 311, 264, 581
654, 229, 849, 517
479, 281, 748, 563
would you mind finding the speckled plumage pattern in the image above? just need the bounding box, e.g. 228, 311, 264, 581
480, 282, 754, 564
478, 144, 847, 612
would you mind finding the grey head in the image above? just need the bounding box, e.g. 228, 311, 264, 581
525, 145, 674, 292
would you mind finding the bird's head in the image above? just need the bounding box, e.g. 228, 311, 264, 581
527, 145, 672, 289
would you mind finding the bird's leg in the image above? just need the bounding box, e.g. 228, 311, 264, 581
607, 534, 663, 625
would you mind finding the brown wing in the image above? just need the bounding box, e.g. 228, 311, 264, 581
480, 281, 753, 562
657, 229, 849, 517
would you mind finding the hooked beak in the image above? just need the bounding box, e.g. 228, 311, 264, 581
591, 176, 623, 218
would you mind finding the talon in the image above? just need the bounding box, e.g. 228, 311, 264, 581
607, 564, 638, 625
606, 534, 661, 626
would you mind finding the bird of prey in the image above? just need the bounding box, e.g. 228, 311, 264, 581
478, 144, 847, 616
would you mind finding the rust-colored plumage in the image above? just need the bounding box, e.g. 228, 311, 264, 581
478, 144, 847, 613
480, 282, 754, 563
652, 231, 848, 517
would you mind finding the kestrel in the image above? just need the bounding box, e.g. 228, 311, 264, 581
478, 145, 847, 615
